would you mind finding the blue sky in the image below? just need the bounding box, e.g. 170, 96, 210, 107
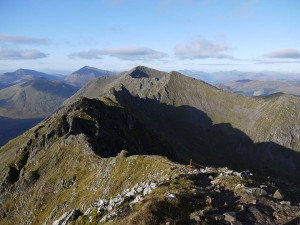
0, 0, 299, 74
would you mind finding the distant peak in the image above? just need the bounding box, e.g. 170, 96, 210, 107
128, 66, 168, 79
71, 66, 114, 75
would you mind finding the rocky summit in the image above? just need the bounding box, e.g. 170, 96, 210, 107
0, 66, 300, 224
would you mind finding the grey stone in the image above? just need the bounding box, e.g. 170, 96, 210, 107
165, 193, 176, 198
136, 185, 143, 193
53, 208, 82, 225
223, 212, 236, 222
190, 212, 201, 222
206, 196, 212, 205
143, 185, 152, 196
131, 195, 143, 204
117, 150, 129, 157
84, 208, 93, 215
235, 204, 245, 211
235, 184, 244, 190
246, 187, 267, 196
150, 182, 157, 189
273, 190, 283, 200
125, 188, 136, 197
106, 205, 113, 211
280, 201, 291, 206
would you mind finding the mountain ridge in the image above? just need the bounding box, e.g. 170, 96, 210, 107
1, 66, 300, 224
64, 66, 300, 178
0, 69, 64, 88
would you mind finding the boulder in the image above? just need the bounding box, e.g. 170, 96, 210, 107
165, 193, 176, 199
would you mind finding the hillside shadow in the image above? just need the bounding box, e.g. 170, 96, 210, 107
0, 116, 42, 147
107, 87, 300, 181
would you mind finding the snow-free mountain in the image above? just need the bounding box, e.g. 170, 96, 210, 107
64, 66, 116, 87
219, 79, 300, 97
0, 69, 63, 88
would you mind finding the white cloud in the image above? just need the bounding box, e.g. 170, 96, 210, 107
0, 34, 50, 45
0, 49, 47, 60
174, 37, 233, 60
263, 49, 300, 59
69, 47, 168, 61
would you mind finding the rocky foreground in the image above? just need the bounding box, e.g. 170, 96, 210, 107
53, 153, 300, 225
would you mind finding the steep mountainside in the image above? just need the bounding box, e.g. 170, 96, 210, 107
1, 66, 300, 224
0, 79, 78, 147
219, 79, 300, 97
64, 66, 116, 87
0, 69, 63, 88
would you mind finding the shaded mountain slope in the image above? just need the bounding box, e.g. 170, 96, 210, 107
219, 79, 300, 97
0, 79, 78, 147
0, 116, 42, 147
66, 66, 300, 155
64, 66, 116, 87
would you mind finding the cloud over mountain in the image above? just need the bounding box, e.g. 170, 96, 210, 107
175, 37, 233, 60
264, 49, 300, 59
0, 49, 47, 60
69, 47, 168, 61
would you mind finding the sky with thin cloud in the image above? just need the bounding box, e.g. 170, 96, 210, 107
0, 0, 299, 73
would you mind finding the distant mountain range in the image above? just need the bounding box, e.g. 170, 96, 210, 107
219, 79, 300, 97
179, 69, 300, 84
0, 66, 118, 147
64, 66, 116, 87
0, 69, 64, 88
